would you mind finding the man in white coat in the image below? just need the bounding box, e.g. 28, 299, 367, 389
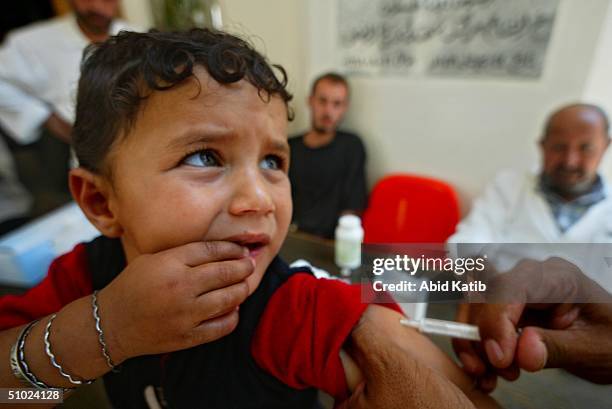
0, 0, 136, 217
448, 103, 612, 289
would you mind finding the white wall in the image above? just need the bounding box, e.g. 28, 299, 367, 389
584, 1, 612, 115
121, 0, 153, 29
584, 1, 612, 183
119, 0, 612, 213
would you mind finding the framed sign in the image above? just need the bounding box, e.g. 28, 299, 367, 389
337, 0, 560, 78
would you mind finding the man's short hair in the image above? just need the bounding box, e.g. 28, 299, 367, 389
310, 72, 349, 96
543, 103, 610, 140
73, 29, 293, 175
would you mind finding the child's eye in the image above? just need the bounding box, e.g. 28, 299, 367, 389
260, 155, 284, 170
182, 149, 221, 167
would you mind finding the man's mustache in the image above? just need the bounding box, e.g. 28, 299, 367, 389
319, 115, 333, 124
78, 12, 112, 28
553, 167, 584, 177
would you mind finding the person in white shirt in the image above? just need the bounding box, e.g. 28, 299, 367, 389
0, 0, 136, 218
447, 103, 612, 289
0, 0, 133, 144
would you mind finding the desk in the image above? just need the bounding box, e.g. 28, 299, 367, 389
280, 231, 337, 273
280, 232, 612, 409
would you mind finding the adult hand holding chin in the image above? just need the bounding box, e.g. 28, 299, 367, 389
97, 240, 254, 364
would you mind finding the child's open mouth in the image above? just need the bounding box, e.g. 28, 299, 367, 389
244, 242, 265, 257
225, 233, 271, 258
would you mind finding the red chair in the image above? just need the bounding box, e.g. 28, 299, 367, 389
363, 174, 460, 243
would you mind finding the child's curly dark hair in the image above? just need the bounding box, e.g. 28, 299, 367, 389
73, 29, 293, 174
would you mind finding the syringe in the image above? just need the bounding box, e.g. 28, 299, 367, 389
400, 318, 481, 341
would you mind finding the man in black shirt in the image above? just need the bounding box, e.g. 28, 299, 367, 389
289, 72, 367, 239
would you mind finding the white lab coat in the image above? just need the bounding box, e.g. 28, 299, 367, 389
447, 169, 612, 290
0, 14, 135, 144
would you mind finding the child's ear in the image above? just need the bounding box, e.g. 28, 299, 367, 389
69, 168, 123, 238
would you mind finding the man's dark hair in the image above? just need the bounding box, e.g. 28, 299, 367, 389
542, 103, 610, 141
310, 72, 349, 96
73, 29, 293, 174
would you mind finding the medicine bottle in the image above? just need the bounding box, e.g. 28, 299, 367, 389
334, 215, 364, 276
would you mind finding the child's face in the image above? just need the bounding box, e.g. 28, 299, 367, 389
105, 67, 292, 294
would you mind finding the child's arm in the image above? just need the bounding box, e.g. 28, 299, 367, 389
251, 274, 498, 408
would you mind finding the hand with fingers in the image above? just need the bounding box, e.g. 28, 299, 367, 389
96, 241, 254, 364
453, 257, 612, 391
338, 306, 476, 409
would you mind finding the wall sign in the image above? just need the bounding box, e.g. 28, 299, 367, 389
337, 0, 559, 78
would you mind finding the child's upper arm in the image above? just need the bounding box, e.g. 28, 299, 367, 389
250, 273, 400, 402
251, 274, 498, 408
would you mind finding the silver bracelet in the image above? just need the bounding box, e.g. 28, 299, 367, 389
44, 314, 94, 385
10, 320, 44, 388
92, 290, 119, 372
10, 320, 69, 390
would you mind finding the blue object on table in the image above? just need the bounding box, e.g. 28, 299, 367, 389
0, 203, 99, 287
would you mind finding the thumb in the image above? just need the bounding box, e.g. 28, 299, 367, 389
516, 326, 580, 372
